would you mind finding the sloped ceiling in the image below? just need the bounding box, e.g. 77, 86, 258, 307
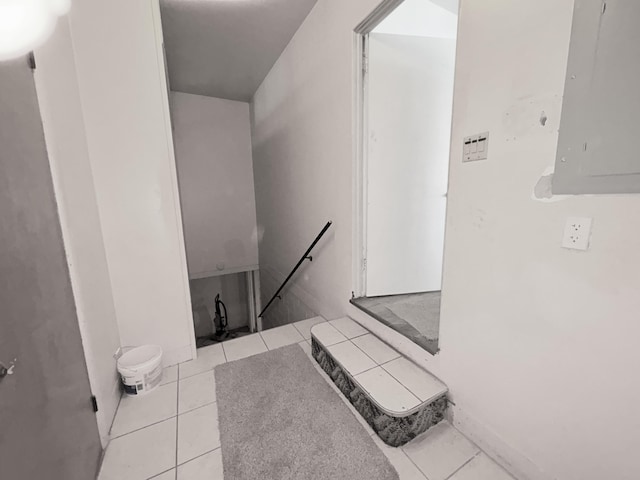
160, 0, 318, 102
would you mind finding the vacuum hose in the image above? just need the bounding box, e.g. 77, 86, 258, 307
214, 294, 228, 337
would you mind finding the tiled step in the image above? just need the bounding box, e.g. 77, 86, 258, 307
311, 317, 448, 447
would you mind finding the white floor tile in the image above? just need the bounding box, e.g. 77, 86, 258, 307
222, 334, 268, 362
179, 344, 226, 380
382, 357, 446, 403
110, 382, 177, 437
260, 324, 304, 350
177, 448, 223, 480
354, 367, 421, 414
179, 371, 216, 414
352, 334, 401, 365
150, 470, 176, 480
161, 365, 178, 385
292, 316, 326, 339
329, 317, 368, 339
99, 417, 176, 480
371, 434, 428, 480
448, 453, 514, 480
402, 422, 480, 480
327, 341, 377, 375
298, 340, 312, 356
178, 403, 221, 465
310, 322, 348, 347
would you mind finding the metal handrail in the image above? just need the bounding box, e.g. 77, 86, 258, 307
258, 221, 333, 318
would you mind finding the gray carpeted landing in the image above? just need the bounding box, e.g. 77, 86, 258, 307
215, 344, 399, 480
352, 292, 440, 354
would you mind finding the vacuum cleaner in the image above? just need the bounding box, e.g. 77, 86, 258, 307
211, 294, 231, 342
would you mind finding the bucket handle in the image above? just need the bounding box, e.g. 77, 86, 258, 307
113, 345, 136, 361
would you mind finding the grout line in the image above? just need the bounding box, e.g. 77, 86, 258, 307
221, 342, 228, 363
107, 391, 124, 438
322, 338, 351, 348
110, 416, 177, 440
352, 363, 380, 377
349, 337, 386, 367
378, 355, 402, 367
178, 400, 218, 416
257, 332, 269, 351
178, 399, 217, 417
369, 426, 427, 478
175, 370, 180, 476
179, 366, 218, 381
145, 466, 175, 480
291, 322, 305, 338
443, 451, 482, 480
324, 338, 382, 380
381, 366, 424, 399
401, 448, 430, 480
349, 332, 370, 340
178, 369, 215, 383
176, 446, 221, 468
258, 331, 269, 350
381, 364, 444, 406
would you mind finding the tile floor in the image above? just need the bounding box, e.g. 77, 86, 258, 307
99, 317, 514, 480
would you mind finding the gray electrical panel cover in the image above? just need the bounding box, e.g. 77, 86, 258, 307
553, 0, 640, 194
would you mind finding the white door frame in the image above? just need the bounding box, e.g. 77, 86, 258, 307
352, 0, 459, 299
352, 0, 406, 299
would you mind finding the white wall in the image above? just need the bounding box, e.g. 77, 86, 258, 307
34, 19, 121, 446
170, 92, 259, 278
252, 0, 381, 321
365, 33, 455, 296
373, 0, 458, 39
433, 1, 640, 479
68, 0, 195, 366
252, 1, 640, 479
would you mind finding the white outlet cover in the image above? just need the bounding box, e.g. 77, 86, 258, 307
562, 216, 592, 251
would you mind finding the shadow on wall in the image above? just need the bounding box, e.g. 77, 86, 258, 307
260, 268, 317, 330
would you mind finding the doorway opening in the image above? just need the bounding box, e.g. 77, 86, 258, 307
352, 0, 458, 354
158, 14, 263, 349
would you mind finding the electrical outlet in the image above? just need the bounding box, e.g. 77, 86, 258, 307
562, 217, 592, 251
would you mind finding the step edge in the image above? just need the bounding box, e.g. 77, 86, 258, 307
311, 333, 447, 418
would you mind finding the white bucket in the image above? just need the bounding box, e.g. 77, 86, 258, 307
116, 345, 163, 396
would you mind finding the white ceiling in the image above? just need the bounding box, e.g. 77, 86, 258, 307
374, 0, 459, 39
160, 0, 318, 102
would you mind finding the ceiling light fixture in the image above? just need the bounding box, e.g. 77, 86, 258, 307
0, 0, 71, 61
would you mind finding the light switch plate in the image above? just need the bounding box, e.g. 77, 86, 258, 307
562, 217, 592, 251
463, 132, 489, 162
